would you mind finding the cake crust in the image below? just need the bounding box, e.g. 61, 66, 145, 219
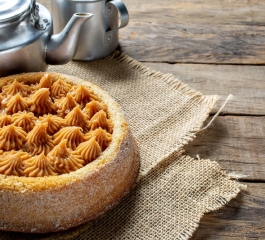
0, 72, 140, 233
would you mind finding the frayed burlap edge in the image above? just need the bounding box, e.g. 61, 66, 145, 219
109, 51, 218, 107
109, 52, 247, 239
188, 168, 247, 240
109, 51, 220, 179
135, 148, 247, 240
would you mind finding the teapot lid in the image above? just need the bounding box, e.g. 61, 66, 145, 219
0, 0, 32, 27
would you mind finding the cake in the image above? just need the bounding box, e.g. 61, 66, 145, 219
0, 72, 140, 233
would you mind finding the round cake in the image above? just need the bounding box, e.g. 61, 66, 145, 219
0, 72, 140, 233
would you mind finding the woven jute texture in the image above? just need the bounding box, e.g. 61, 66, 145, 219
0, 52, 246, 240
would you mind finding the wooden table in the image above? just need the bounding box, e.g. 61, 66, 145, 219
39, 0, 265, 238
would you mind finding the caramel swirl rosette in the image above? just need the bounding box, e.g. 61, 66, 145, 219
39, 114, 65, 135
24, 152, 57, 177
50, 77, 72, 99
72, 85, 98, 109
2, 79, 32, 97
0, 113, 12, 127
37, 73, 53, 89
54, 93, 78, 117
0, 150, 31, 176
27, 123, 54, 155
85, 127, 112, 150
48, 139, 85, 174
53, 126, 86, 150
65, 106, 90, 133
12, 111, 37, 132
83, 100, 107, 119
29, 88, 55, 115
0, 124, 27, 151
6, 93, 29, 114
89, 110, 114, 133
74, 136, 102, 164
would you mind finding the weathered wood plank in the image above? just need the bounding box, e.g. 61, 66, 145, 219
119, 22, 265, 64
184, 116, 265, 181
143, 63, 265, 116
121, 0, 265, 64
123, 0, 265, 26
191, 183, 265, 239
122, 0, 265, 63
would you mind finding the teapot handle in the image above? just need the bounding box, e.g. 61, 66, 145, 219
105, 0, 129, 30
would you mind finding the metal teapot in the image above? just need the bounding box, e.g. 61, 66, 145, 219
51, 0, 129, 61
0, 0, 93, 77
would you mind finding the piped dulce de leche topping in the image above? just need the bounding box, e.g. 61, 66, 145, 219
55, 93, 78, 117
0, 150, 31, 176
27, 123, 54, 155
0, 94, 5, 107
24, 152, 57, 177
37, 73, 53, 89
72, 85, 98, 109
74, 137, 102, 164
0, 124, 27, 151
89, 110, 113, 133
65, 106, 90, 133
48, 139, 85, 174
0, 113, 12, 127
50, 78, 72, 99
6, 93, 29, 114
0, 74, 114, 177
29, 88, 55, 115
2, 79, 32, 97
39, 114, 65, 135
83, 100, 107, 119
12, 111, 37, 132
2, 150, 31, 160
53, 126, 86, 150
85, 127, 112, 150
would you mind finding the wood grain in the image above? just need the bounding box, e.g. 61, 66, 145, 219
143, 63, 265, 115
123, 0, 265, 26
191, 183, 265, 239
120, 0, 265, 63
184, 116, 265, 181
119, 22, 265, 64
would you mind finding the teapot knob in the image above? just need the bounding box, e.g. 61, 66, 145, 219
30, 1, 50, 30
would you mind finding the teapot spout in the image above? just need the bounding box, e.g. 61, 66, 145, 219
46, 13, 93, 65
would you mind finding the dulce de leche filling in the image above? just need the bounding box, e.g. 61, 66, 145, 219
0, 74, 113, 177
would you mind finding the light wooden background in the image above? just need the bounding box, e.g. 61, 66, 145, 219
39, 0, 265, 239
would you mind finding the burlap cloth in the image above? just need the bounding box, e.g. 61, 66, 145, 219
0, 52, 246, 240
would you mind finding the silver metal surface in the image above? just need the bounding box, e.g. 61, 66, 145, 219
46, 13, 93, 64
0, 1, 92, 77
0, 0, 31, 25
0, 3, 52, 77
51, 0, 129, 61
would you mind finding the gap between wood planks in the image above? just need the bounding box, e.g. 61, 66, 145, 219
138, 60, 265, 66
209, 113, 265, 117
